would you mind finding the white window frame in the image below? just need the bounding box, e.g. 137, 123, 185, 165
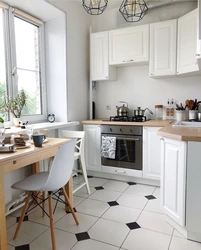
1, 6, 47, 123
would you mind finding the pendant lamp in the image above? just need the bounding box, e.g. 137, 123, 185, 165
119, 0, 148, 22
82, 0, 108, 15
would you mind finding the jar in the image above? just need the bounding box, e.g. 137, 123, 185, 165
155, 105, 163, 120
189, 110, 198, 120
176, 110, 188, 121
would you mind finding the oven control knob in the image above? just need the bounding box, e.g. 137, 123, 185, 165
130, 129, 132, 133
110, 128, 112, 132
120, 128, 122, 132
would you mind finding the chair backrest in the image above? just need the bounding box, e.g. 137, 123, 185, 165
62, 130, 85, 155
42, 139, 76, 191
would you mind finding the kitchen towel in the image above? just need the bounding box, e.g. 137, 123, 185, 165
101, 136, 116, 159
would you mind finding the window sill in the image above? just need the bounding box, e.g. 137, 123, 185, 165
4, 121, 80, 136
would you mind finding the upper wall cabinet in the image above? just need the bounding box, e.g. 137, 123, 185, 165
149, 19, 177, 77
177, 9, 201, 75
109, 25, 149, 66
91, 31, 116, 81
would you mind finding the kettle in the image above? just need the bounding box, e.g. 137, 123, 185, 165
116, 101, 129, 116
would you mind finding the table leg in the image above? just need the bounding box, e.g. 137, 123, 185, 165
32, 162, 40, 203
0, 170, 8, 250
64, 177, 73, 212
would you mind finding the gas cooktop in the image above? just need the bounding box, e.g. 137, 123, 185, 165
108, 116, 148, 122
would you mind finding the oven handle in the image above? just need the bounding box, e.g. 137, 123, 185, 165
115, 136, 140, 141
101, 134, 141, 141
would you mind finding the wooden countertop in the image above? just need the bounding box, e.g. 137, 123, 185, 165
158, 125, 201, 142
82, 119, 174, 127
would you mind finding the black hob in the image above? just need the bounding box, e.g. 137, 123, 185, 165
110, 116, 147, 122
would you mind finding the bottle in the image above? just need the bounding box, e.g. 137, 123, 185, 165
166, 99, 170, 118
155, 105, 163, 120
170, 99, 175, 118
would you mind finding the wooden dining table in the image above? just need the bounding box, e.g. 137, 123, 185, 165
0, 137, 73, 250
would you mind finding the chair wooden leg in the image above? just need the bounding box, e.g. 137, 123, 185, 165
13, 193, 31, 240
62, 187, 79, 225
80, 157, 90, 194
48, 193, 56, 250
42, 191, 46, 217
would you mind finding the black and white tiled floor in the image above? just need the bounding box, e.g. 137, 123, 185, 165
6, 175, 201, 250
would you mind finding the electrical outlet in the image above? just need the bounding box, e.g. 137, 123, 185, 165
106, 105, 111, 110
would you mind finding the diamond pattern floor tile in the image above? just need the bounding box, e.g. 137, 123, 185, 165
88, 218, 129, 247
169, 236, 201, 250
102, 205, 141, 223
89, 189, 122, 202
75, 232, 90, 241
137, 210, 173, 235
76, 198, 109, 217
55, 212, 98, 234
30, 228, 77, 250
122, 228, 171, 250
7, 221, 48, 247
103, 180, 129, 192
71, 239, 119, 250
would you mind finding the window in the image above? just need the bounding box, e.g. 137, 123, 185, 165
0, 5, 46, 121
0, 8, 7, 106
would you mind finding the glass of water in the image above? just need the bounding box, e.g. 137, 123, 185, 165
26, 125, 33, 142
0, 129, 6, 146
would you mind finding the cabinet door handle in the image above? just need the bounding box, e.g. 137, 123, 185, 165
115, 170, 126, 174
123, 59, 134, 62
196, 54, 201, 56
160, 138, 164, 141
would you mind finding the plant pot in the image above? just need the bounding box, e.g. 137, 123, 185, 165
13, 117, 21, 127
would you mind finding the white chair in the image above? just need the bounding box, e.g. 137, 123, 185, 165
62, 130, 90, 195
11, 139, 79, 250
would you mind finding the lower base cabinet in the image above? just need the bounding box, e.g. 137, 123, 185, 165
83, 125, 101, 171
160, 138, 187, 226
143, 127, 162, 180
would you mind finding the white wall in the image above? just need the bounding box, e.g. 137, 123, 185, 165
45, 14, 68, 122
47, 1, 91, 124
91, 2, 201, 119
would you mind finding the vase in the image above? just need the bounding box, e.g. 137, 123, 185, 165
13, 117, 21, 127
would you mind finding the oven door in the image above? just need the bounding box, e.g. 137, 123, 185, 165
101, 134, 142, 170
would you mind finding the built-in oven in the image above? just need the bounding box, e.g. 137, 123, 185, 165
101, 125, 142, 170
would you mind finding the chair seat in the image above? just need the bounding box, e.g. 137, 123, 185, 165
11, 172, 49, 191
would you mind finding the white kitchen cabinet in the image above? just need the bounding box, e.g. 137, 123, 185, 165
161, 138, 187, 226
109, 25, 149, 66
83, 125, 101, 171
149, 20, 177, 77
91, 31, 116, 81
143, 127, 162, 180
177, 8, 201, 75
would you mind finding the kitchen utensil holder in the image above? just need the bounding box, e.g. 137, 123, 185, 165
189, 110, 198, 120
176, 110, 188, 121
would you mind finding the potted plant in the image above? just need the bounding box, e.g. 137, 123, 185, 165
0, 89, 27, 127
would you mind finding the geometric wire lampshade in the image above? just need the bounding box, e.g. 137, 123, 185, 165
119, 0, 148, 22
82, 0, 108, 15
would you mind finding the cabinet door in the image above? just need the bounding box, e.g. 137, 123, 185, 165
91, 31, 116, 81
109, 25, 149, 65
177, 8, 200, 74
143, 127, 162, 180
161, 138, 187, 226
149, 20, 177, 77
84, 125, 101, 171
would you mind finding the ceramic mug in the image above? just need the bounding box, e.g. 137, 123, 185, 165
32, 134, 46, 147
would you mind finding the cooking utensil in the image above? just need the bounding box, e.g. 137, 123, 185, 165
134, 107, 153, 116
116, 101, 129, 116
185, 99, 189, 108
189, 100, 194, 110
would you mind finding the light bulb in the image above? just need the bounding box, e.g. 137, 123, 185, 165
91, 0, 101, 7
127, 0, 141, 14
